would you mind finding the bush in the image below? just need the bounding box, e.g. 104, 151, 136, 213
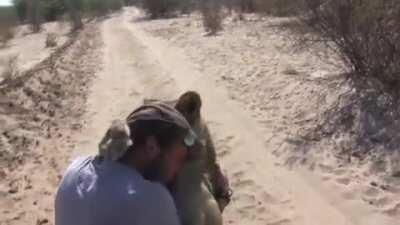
201, 0, 223, 35
13, 0, 28, 22
82, 0, 124, 16
0, 7, 16, 45
301, 0, 400, 90
0, 24, 15, 46
41, 0, 66, 21
141, 0, 193, 18
13, 0, 66, 22
253, 0, 300, 16
224, 0, 299, 16
234, 0, 255, 13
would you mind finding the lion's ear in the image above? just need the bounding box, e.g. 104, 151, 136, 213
176, 91, 202, 114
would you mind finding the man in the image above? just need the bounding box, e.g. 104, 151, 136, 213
55, 103, 196, 225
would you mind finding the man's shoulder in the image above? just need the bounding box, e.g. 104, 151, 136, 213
131, 182, 179, 224
60, 156, 92, 181
131, 180, 173, 205
65, 156, 92, 171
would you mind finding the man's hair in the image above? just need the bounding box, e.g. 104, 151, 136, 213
127, 120, 187, 152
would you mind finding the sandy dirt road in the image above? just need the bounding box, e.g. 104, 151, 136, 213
71, 8, 398, 225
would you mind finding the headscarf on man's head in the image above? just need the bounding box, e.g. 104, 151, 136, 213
98, 102, 196, 161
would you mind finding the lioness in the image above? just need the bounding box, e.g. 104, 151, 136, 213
173, 91, 231, 225
144, 91, 231, 225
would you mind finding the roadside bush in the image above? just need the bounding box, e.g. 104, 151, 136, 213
0, 24, 15, 46
13, 0, 28, 22
301, 0, 400, 91
82, 0, 124, 16
141, 0, 193, 18
200, 0, 223, 35
224, 0, 299, 16
0, 7, 16, 45
13, 0, 66, 22
254, 0, 300, 16
234, 0, 255, 13
41, 0, 66, 21
0, 56, 19, 85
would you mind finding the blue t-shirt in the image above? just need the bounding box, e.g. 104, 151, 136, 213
55, 156, 180, 225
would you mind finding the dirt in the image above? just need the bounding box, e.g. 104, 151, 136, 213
0, 22, 101, 225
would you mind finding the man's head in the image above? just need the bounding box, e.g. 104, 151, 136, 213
120, 103, 195, 184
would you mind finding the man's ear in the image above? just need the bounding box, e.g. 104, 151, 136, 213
144, 136, 161, 159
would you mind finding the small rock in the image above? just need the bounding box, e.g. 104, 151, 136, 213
0, 169, 6, 179
370, 181, 378, 187
392, 171, 400, 178
36, 218, 49, 225
8, 187, 18, 194
283, 68, 299, 75
310, 70, 329, 79
380, 184, 390, 191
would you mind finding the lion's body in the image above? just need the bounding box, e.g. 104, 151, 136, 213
144, 92, 228, 225
173, 120, 222, 225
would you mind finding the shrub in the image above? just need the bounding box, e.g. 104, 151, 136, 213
81, 0, 124, 16
0, 24, 14, 46
301, 0, 400, 90
141, 0, 192, 18
253, 0, 300, 16
13, 0, 28, 22
41, 0, 66, 21
201, 0, 223, 35
13, 0, 66, 23
142, 0, 173, 18
0, 7, 16, 46
223, 0, 299, 16
234, 0, 255, 13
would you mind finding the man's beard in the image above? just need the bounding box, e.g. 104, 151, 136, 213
142, 155, 169, 183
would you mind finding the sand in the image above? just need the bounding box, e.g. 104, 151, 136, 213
1, 7, 399, 225
0, 22, 101, 225
0, 22, 71, 76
